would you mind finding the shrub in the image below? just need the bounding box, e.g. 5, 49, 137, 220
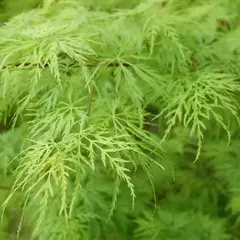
1, 0, 240, 239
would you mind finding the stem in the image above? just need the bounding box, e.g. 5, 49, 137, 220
2, 61, 130, 70
87, 84, 95, 116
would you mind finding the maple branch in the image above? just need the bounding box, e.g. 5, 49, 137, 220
2, 60, 130, 70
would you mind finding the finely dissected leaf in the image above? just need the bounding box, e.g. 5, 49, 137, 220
157, 71, 240, 161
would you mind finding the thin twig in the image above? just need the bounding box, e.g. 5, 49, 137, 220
2, 61, 130, 70
87, 84, 95, 115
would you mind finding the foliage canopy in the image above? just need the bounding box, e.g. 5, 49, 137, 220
1, 0, 240, 239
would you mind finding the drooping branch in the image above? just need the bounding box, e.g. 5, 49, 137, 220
2, 60, 131, 70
